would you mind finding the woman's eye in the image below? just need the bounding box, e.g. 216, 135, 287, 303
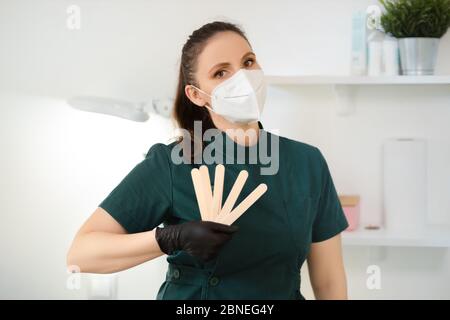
214, 70, 226, 78
214, 59, 255, 78
244, 58, 254, 67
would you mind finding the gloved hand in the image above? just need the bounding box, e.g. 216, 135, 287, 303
155, 220, 238, 262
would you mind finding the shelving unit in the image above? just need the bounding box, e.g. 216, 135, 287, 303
265, 75, 450, 115
266, 74, 450, 248
265, 75, 450, 85
342, 225, 450, 248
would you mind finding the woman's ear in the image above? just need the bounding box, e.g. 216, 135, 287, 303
185, 85, 207, 107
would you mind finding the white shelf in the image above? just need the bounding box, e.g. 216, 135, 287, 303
265, 75, 450, 115
342, 225, 450, 248
266, 75, 450, 85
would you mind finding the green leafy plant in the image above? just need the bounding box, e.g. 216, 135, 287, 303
380, 0, 450, 38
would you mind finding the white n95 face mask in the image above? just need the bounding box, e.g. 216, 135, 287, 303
190, 69, 267, 124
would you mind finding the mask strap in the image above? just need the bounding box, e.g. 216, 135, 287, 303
190, 84, 214, 112
204, 103, 213, 112
190, 84, 212, 98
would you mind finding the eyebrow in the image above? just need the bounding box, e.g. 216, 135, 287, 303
208, 51, 256, 74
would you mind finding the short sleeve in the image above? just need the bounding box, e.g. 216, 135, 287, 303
98, 143, 172, 234
311, 148, 349, 243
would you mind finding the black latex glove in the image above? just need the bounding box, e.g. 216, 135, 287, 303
155, 220, 239, 262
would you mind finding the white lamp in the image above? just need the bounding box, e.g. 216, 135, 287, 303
67, 95, 173, 122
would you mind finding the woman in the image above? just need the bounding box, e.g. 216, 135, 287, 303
67, 21, 349, 300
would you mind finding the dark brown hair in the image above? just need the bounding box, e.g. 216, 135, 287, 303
172, 21, 251, 159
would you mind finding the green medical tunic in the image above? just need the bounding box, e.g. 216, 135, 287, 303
98, 122, 348, 300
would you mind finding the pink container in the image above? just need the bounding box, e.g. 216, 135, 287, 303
339, 195, 360, 231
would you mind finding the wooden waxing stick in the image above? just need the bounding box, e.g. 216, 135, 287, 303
199, 165, 213, 220
217, 170, 249, 219
191, 168, 209, 221
219, 183, 268, 226
211, 164, 225, 218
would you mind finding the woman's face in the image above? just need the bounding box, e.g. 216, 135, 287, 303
185, 31, 262, 128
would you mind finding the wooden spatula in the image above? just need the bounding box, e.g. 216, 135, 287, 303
216, 170, 248, 220
191, 168, 210, 221
218, 183, 268, 226
199, 165, 213, 220
211, 164, 225, 218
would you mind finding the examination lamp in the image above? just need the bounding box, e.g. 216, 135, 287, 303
67, 96, 173, 122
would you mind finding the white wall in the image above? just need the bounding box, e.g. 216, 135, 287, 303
0, 0, 449, 299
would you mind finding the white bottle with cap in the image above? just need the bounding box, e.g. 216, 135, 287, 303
382, 35, 400, 75
368, 30, 384, 76
366, 5, 384, 76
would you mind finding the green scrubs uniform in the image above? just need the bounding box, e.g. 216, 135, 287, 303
98, 122, 348, 300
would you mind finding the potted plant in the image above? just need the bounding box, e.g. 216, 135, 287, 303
379, 0, 450, 75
